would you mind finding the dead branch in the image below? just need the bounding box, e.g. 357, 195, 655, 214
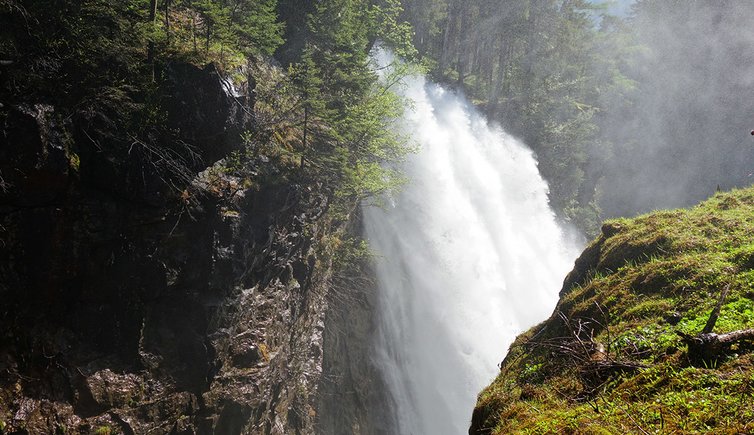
127, 135, 203, 197
702, 283, 729, 334
678, 284, 754, 365
0, 170, 10, 193
678, 329, 754, 364
524, 311, 646, 394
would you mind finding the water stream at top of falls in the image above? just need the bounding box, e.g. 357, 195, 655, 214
364, 49, 581, 435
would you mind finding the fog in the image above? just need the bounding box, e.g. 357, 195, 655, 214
598, 0, 754, 217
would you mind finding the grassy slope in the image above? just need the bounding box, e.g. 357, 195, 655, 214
471, 187, 754, 434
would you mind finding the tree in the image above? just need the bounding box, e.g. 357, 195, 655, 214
399, 0, 630, 234
283, 0, 414, 207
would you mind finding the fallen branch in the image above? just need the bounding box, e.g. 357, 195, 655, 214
678, 329, 754, 364
524, 311, 646, 394
678, 284, 754, 364
702, 284, 730, 334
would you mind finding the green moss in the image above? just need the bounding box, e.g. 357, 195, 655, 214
93, 426, 112, 435
68, 152, 80, 173
472, 187, 754, 434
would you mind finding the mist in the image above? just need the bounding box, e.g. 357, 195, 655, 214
398, 0, 754, 232
598, 0, 754, 217
365, 48, 579, 434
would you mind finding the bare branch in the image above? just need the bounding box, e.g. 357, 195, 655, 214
702, 283, 730, 334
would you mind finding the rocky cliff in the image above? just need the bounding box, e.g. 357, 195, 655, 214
0, 61, 382, 435
470, 188, 754, 434
317, 240, 395, 435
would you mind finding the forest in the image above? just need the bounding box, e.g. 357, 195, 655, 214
402, 0, 754, 232
4, 0, 753, 232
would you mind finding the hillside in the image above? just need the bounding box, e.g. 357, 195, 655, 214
470, 187, 754, 434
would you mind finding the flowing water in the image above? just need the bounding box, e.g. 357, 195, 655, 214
364, 50, 581, 434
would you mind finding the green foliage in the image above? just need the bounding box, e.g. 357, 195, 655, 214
3, 0, 416, 206
171, 0, 283, 61
93, 426, 112, 435
228, 0, 284, 56
278, 0, 416, 216
2, 0, 147, 107
367, 0, 417, 59
1, 0, 283, 106
473, 187, 754, 434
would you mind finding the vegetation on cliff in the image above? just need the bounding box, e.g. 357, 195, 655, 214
0, 0, 413, 208
0, 0, 414, 433
470, 187, 754, 434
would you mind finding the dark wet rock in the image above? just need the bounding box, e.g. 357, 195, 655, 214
230, 338, 263, 368
83, 369, 142, 410
316, 211, 396, 435
162, 62, 251, 167
0, 104, 72, 206
666, 311, 682, 325
0, 62, 347, 434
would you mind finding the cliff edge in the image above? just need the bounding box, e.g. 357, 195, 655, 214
471, 188, 754, 434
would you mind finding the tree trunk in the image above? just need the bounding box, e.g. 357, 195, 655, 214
456, 2, 468, 86
164, 0, 171, 46
148, 0, 157, 80
678, 284, 753, 365
206, 22, 211, 54
188, 0, 196, 53
301, 105, 308, 169
439, 0, 457, 74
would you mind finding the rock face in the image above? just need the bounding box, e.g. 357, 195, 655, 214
315, 220, 395, 435
0, 61, 367, 434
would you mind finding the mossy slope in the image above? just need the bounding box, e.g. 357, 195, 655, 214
471, 187, 754, 434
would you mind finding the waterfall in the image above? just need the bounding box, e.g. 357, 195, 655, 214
364, 49, 580, 434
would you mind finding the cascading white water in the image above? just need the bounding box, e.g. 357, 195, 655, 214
364, 50, 580, 435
